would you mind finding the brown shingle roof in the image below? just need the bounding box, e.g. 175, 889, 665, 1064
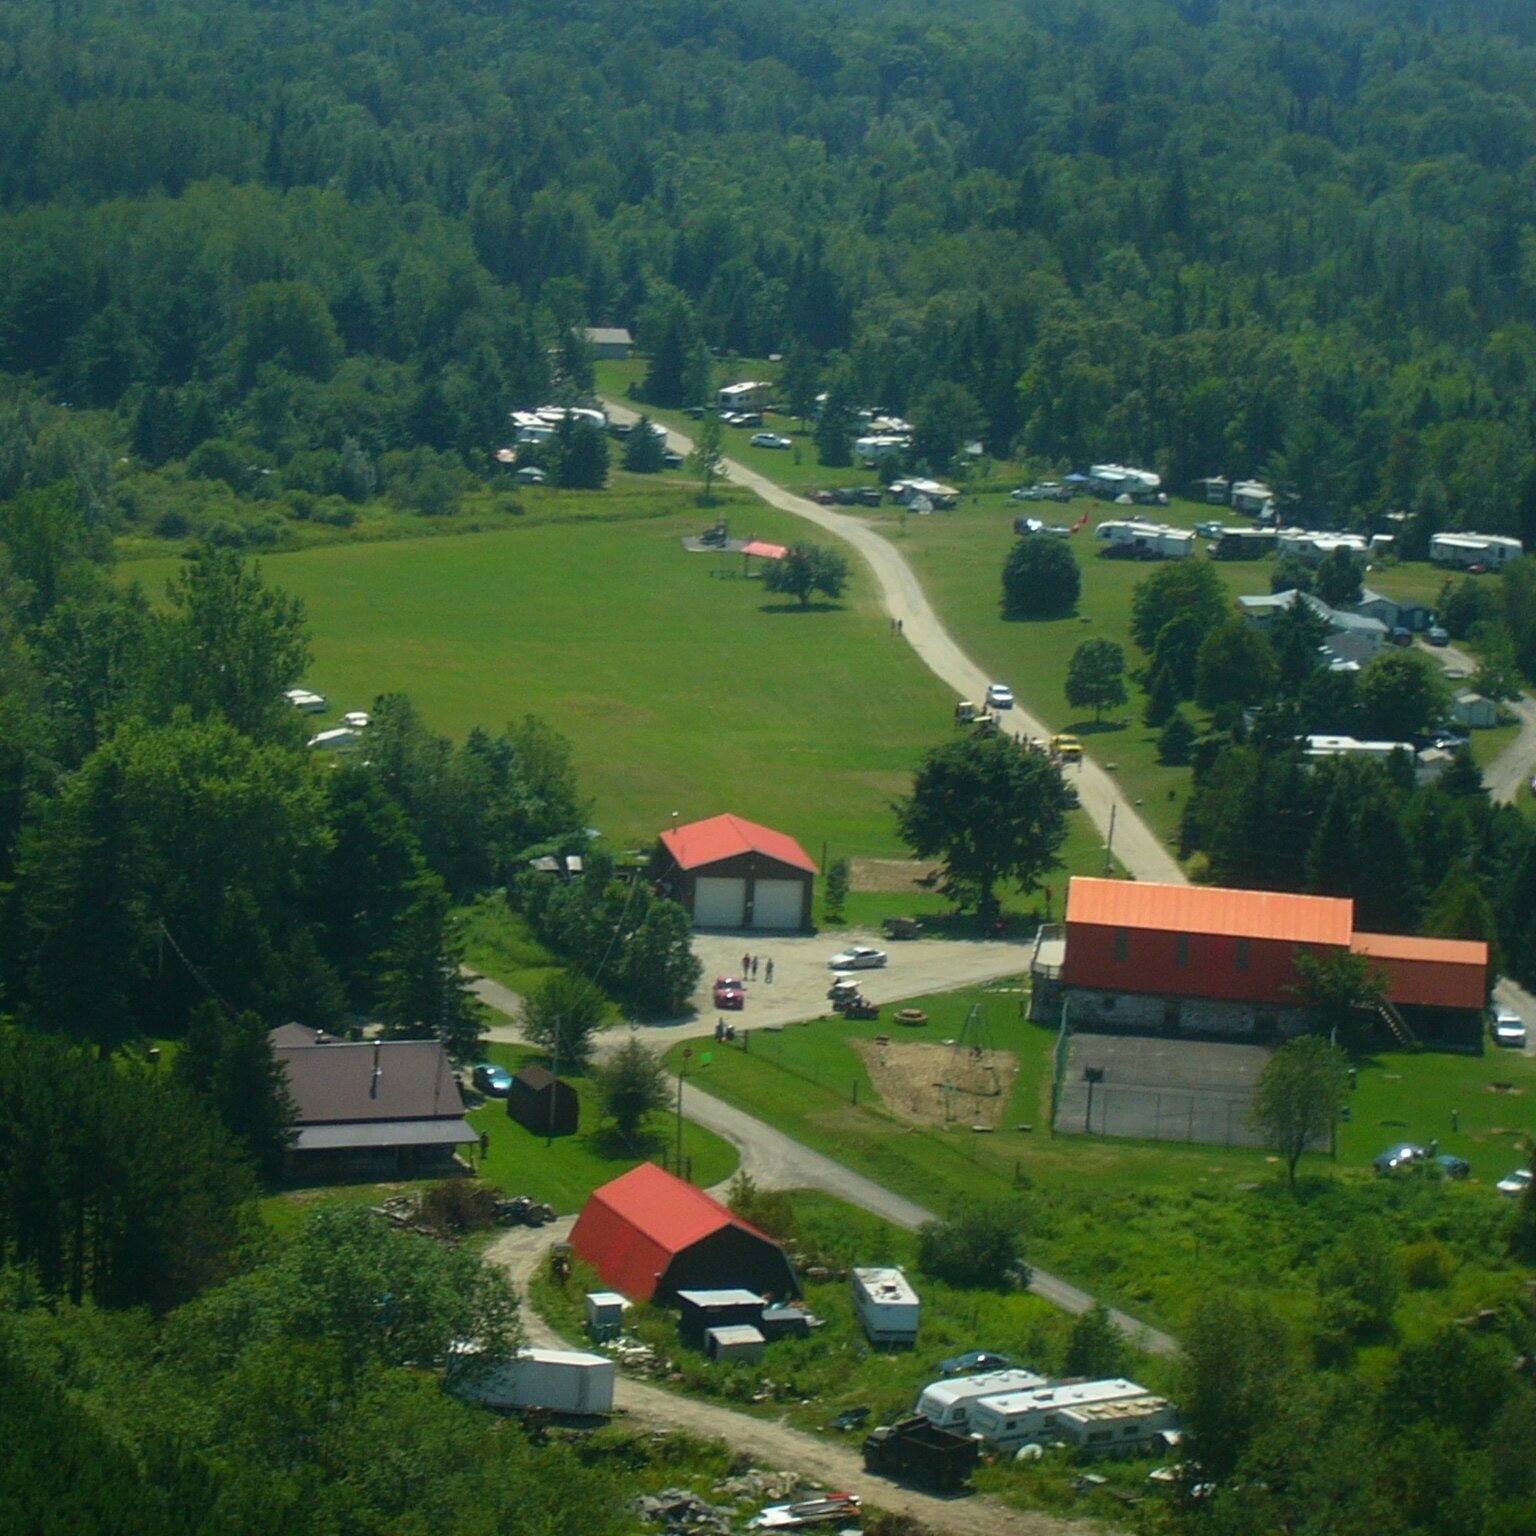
274, 1035, 467, 1126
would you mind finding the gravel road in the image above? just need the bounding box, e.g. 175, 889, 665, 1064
603, 400, 1185, 889
486, 1222, 1121, 1536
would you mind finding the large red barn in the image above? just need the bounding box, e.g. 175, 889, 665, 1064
1050, 878, 1488, 1045
570, 1162, 800, 1304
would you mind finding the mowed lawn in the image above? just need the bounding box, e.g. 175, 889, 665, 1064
125, 498, 974, 860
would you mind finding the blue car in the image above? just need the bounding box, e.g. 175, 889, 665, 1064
472, 1063, 514, 1097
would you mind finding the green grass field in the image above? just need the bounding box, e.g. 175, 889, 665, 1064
667, 982, 1536, 1334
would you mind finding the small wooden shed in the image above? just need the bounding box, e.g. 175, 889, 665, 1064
508, 1065, 579, 1137
705, 1324, 766, 1364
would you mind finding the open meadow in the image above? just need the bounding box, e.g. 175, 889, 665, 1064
124, 484, 1124, 918
668, 981, 1536, 1338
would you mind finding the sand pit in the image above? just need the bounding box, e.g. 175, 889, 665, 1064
850, 857, 940, 894
851, 1038, 1016, 1128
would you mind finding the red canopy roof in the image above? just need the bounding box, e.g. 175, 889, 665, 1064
570, 1163, 778, 1303
1067, 877, 1354, 947
660, 813, 817, 874
1352, 931, 1489, 1011
742, 540, 788, 559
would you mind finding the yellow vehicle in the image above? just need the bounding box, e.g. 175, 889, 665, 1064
1051, 733, 1083, 761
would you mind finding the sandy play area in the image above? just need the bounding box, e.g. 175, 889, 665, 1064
850, 1038, 1018, 1129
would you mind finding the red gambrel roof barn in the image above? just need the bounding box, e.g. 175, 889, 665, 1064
652, 813, 816, 931
570, 1162, 800, 1304
1061, 877, 1488, 1015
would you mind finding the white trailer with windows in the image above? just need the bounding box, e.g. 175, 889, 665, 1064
1056, 1393, 1180, 1457
966, 1378, 1159, 1453
915, 1369, 1048, 1431
1430, 532, 1524, 570
852, 1267, 920, 1345
719, 381, 774, 411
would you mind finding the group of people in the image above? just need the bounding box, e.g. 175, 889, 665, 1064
740, 953, 774, 983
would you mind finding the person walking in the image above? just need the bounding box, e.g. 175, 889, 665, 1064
742, 951, 750, 976
765, 957, 774, 984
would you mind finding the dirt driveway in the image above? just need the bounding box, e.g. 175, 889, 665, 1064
487, 1223, 1121, 1536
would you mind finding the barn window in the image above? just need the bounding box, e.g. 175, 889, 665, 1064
1175, 933, 1189, 967
1114, 928, 1129, 961
1235, 938, 1251, 971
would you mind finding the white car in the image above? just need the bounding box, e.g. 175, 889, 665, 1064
750, 432, 793, 450
828, 946, 888, 971
986, 683, 1014, 710
341, 711, 372, 730
1497, 1168, 1532, 1196
1490, 1006, 1527, 1049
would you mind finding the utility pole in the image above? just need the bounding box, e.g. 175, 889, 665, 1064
546, 1014, 560, 1147
1103, 803, 1117, 877
675, 1047, 692, 1177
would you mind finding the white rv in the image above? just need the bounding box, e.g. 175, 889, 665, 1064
1087, 463, 1162, 501
851, 1267, 920, 1345
718, 380, 774, 411
915, 1369, 1048, 1431
966, 1378, 1170, 1453
854, 434, 910, 466
1430, 532, 1524, 570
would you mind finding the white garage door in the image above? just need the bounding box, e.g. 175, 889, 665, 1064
692, 876, 746, 928
751, 879, 805, 931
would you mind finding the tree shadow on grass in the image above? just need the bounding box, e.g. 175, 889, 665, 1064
587, 1125, 669, 1162
1066, 718, 1130, 736
757, 601, 847, 614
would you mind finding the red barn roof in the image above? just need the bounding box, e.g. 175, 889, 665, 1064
1352, 931, 1489, 1011
1066, 877, 1354, 947
659, 814, 817, 875
570, 1163, 783, 1303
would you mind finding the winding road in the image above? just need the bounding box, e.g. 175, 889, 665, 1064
605, 401, 1186, 889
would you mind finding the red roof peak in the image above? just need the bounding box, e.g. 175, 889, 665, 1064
660, 814, 817, 874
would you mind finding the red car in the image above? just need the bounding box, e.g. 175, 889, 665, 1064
713, 976, 746, 1009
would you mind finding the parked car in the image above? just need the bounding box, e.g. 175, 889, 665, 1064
831, 487, 862, 505
1426, 625, 1450, 646
812, 489, 837, 504
1390, 627, 1413, 646
1435, 1154, 1472, 1179
936, 1350, 1014, 1375
713, 977, 746, 1010
472, 1063, 514, 1097
750, 432, 793, 450
829, 946, 888, 971
856, 487, 883, 507
1490, 1005, 1528, 1049
1373, 1141, 1427, 1175
662, 450, 684, 468
985, 683, 1014, 710
1195, 520, 1224, 539
1497, 1168, 1532, 1196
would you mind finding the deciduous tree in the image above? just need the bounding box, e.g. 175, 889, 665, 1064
520, 970, 608, 1072
896, 736, 1073, 917
1001, 535, 1080, 618
1251, 1035, 1350, 1186
763, 544, 850, 607
1065, 637, 1127, 721
595, 1032, 669, 1137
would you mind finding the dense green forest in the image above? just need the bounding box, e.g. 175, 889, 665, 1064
7, 2, 1536, 1531
6, 0, 1536, 545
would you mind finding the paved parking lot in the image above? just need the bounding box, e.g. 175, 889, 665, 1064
475, 927, 1030, 1048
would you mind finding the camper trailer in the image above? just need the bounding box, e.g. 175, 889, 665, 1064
718, 381, 774, 412
966, 1378, 1169, 1454
1087, 463, 1162, 501
1430, 532, 1524, 570
852, 1267, 920, 1345
915, 1369, 1049, 1431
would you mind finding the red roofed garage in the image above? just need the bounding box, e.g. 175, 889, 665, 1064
652, 813, 816, 931
570, 1162, 800, 1304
